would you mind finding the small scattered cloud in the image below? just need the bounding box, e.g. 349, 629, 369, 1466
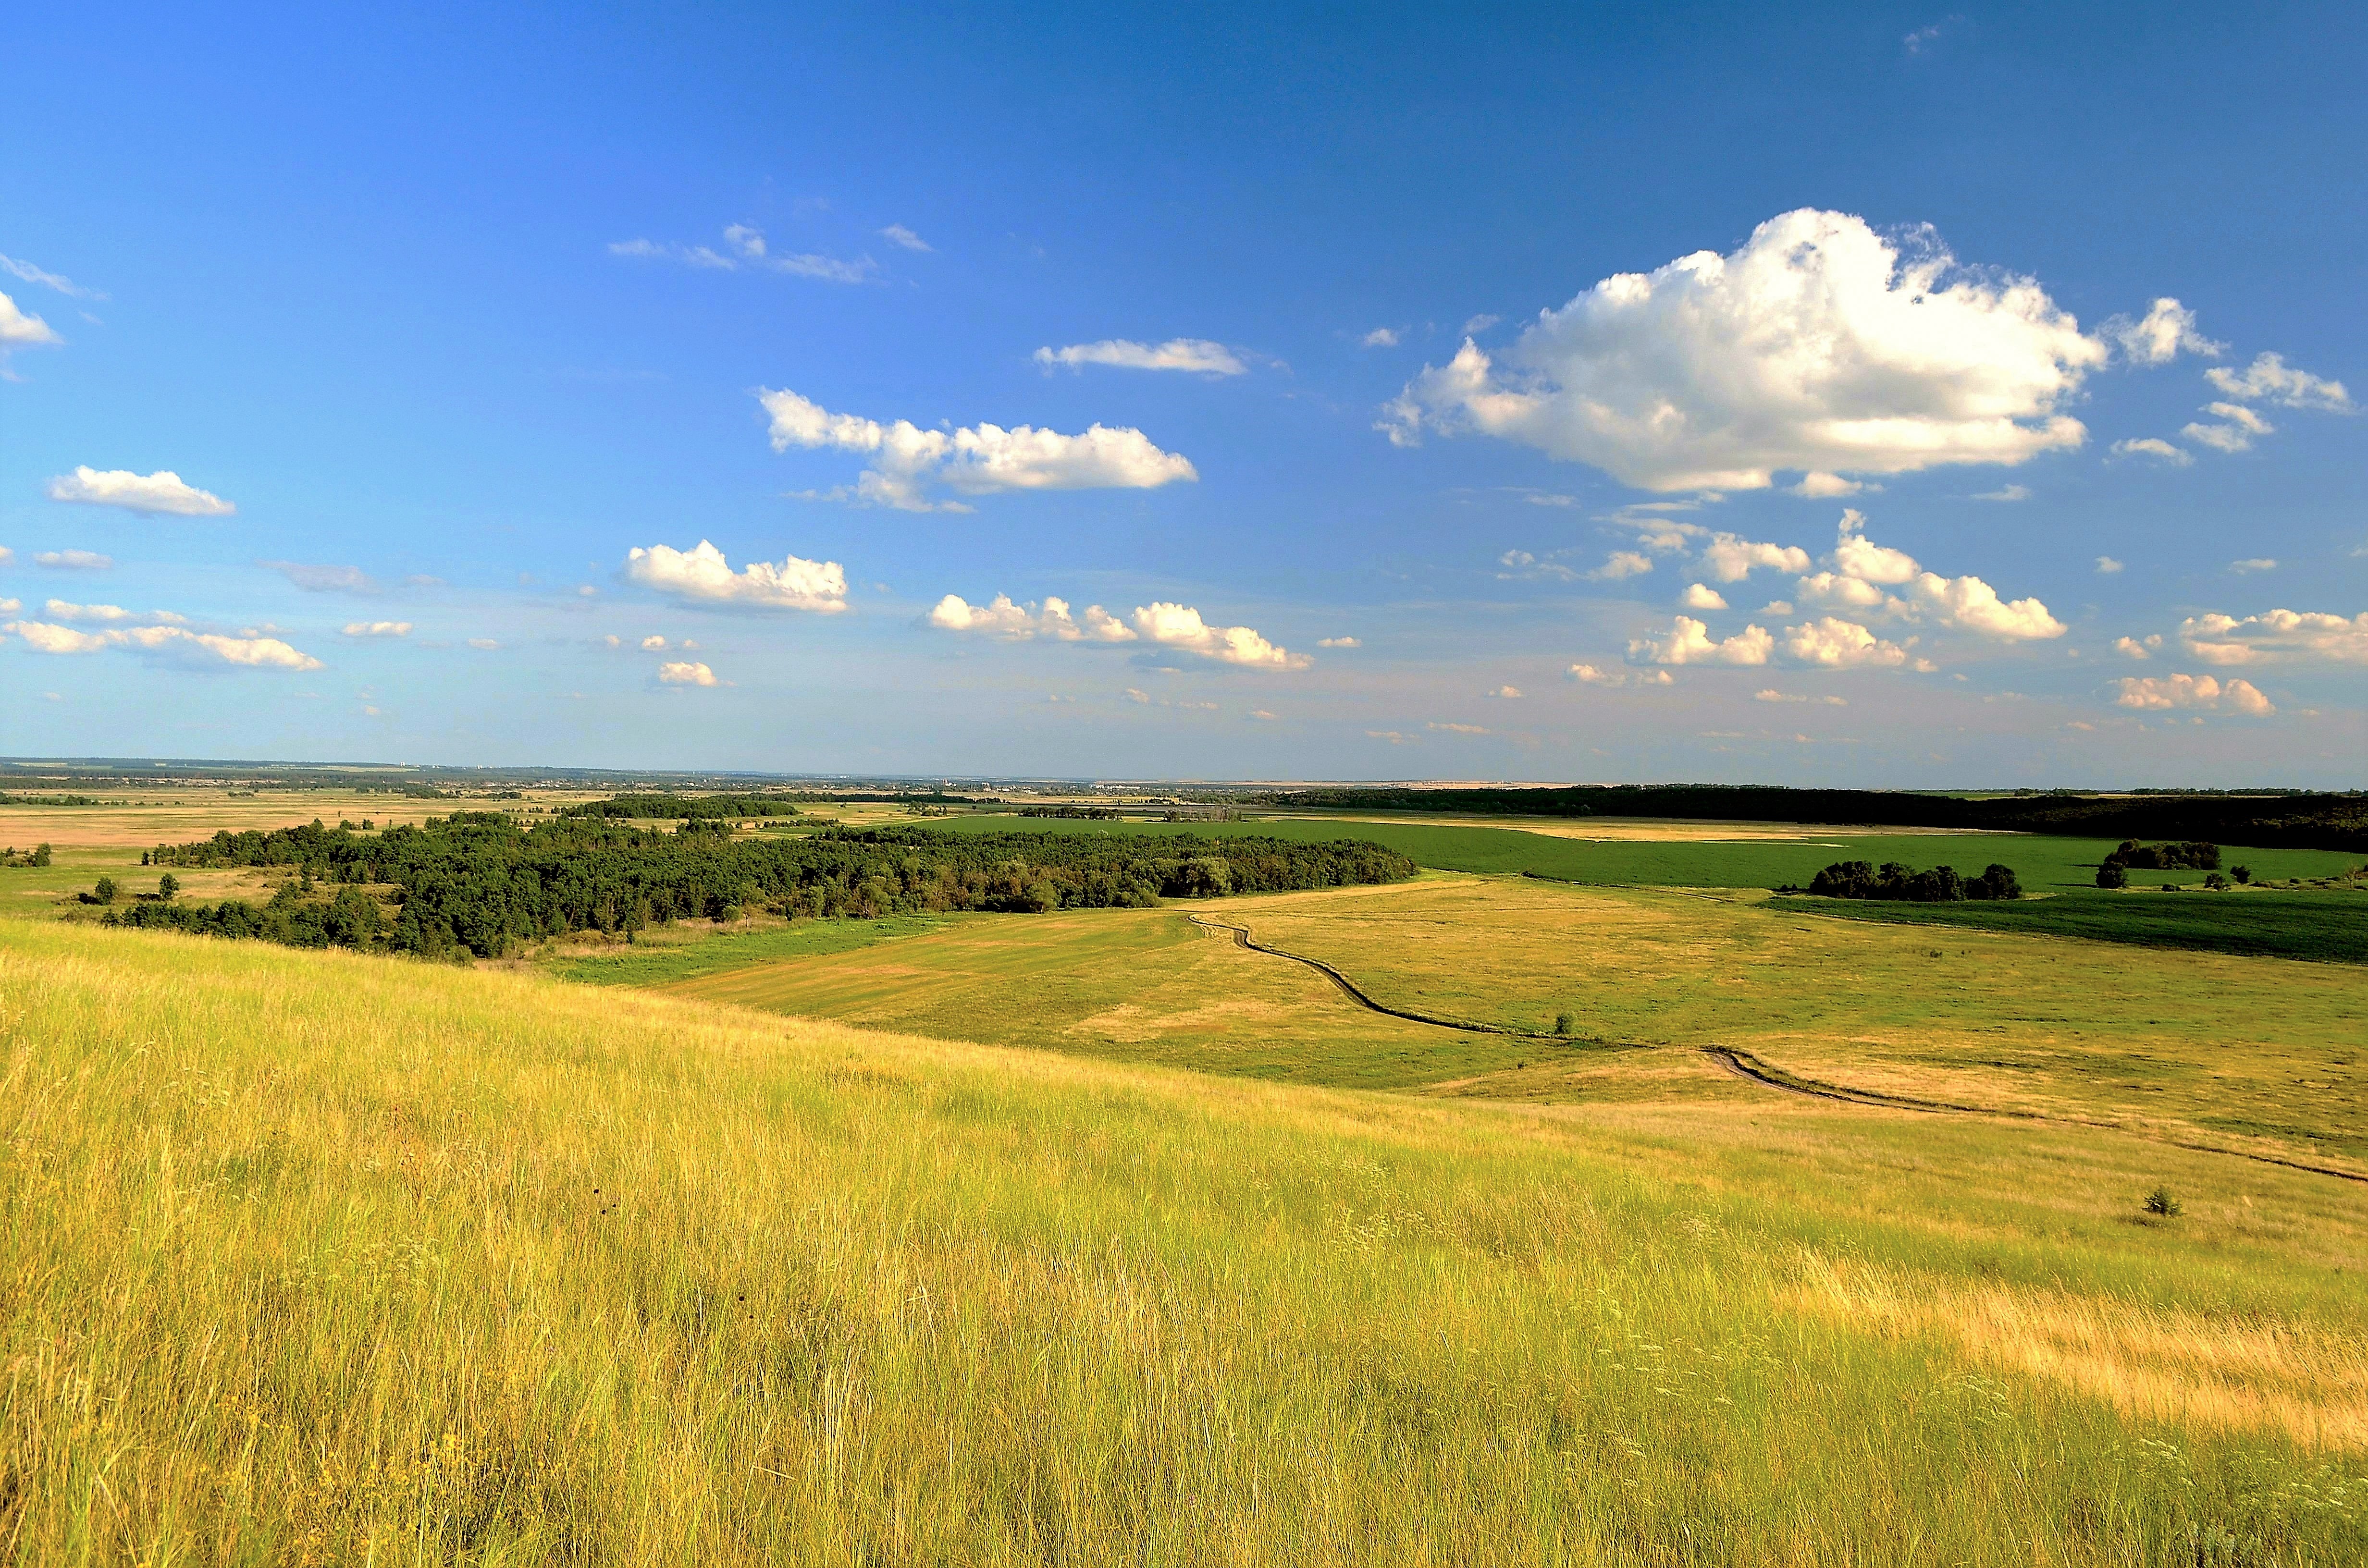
1971, 483, 2031, 502
1122, 687, 1150, 704
1628, 616, 1773, 666
2097, 555, 2124, 574
1497, 549, 1580, 582
2205, 352, 2352, 411
1788, 472, 1867, 498
3, 618, 322, 670
1365, 729, 1411, 743
1569, 662, 1672, 687
1779, 617, 1914, 669
1754, 689, 1847, 706
467, 637, 500, 650
1316, 636, 1360, 649
1903, 16, 1962, 53
46, 466, 236, 517
1461, 314, 1501, 335
1247, 708, 1279, 721
1483, 685, 1522, 698
655, 660, 719, 686
1427, 721, 1489, 735
2110, 437, 2193, 466
640, 634, 667, 649
2113, 672, 2274, 716
2183, 402, 2274, 453
931, 593, 1306, 669
0, 290, 64, 361
2229, 557, 2278, 575
1360, 328, 1402, 348
1586, 551, 1653, 582
41, 600, 185, 625
341, 621, 411, 638
2180, 609, 2368, 665
264, 561, 376, 594
2113, 634, 2162, 660
1760, 600, 1794, 616
1699, 534, 1811, 583
0, 254, 105, 300
624, 539, 849, 613
34, 550, 111, 570
1033, 338, 1246, 375
2106, 298, 2223, 366
878, 223, 931, 252
1679, 582, 1728, 611
761, 387, 1196, 510
609, 225, 874, 284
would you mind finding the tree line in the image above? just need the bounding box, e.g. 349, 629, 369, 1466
1801, 860, 2023, 902
112, 815, 1416, 958
557, 793, 806, 820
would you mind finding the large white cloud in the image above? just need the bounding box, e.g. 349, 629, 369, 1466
2179, 609, 2368, 665
1033, 339, 1246, 375
47, 466, 237, 517
2, 618, 322, 670
1627, 616, 1772, 666
1381, 208, 2104, 491
930, 591, 1306, 669
2113, 673, 2274, 716
624, 540, 848, 613
760, 389, 1197, 512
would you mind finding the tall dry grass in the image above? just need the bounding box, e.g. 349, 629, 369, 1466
2, 919, 2363, 1564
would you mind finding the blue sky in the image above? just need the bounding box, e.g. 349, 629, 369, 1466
4, 3, 2362, 784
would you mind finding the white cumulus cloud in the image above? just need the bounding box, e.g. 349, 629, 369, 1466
2113, 673, 2274, 716
46, 467, 236, 517
656, 661, 719, 686
1570, 662, 1672, 686
1789, 511, 2063, 641
927, 593, 1135, 643
624, 540, 848, 613
1033, 339, 1246, 375
1586, 551, 1654, 581
2097, 556, 2125, 574
760, 388, 1196, 511
2179, 609, 2368, 665
1360, 328, 1401, 348
1317, 636, 1360, 649
42, 600, 186, 625
342, 621, 411, 637
34, 550, 111, 570
2182, 402, 2274, 453
1679, 583, 1727, 610
1381, 208, 2104, 491
1628, 616, 1773, 666
878, 224, 931, 252
1131, 601, 1307, 669
1781, 617, 1914, 669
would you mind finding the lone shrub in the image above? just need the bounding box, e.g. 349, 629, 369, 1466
2096, 863, 2128, 889
1554, 1011, 1575, 1037
94, 876, 119, 906
2143, 1185, 2183, 1219
2204, 872, 2229, 891
2232, 864, 2252, 884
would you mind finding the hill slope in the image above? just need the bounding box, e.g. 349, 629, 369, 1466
3, 921, 2363, 1564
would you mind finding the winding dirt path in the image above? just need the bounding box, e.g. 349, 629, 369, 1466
1704, 1045, 2368, 1186
1186, 914, 1571, 1041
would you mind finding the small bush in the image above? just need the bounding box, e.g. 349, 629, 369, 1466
1554, 1012, 1574, 1037
2095, 863, 2128, 889
2232, 864, 2251, 884
2143, 1185, 2183, 1219
2204, 872, 2229, 891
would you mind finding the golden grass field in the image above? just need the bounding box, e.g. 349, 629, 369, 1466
6, 918, 2368, 1565
6, 789, 2367, 1562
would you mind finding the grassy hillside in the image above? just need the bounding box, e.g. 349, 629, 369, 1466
6, 919, 2366, 1564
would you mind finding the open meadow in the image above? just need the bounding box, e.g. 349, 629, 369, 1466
4, 788, 2366, 1563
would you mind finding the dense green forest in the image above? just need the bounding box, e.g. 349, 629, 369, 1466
1801, 860, 2023, 902
1243, 784, 2368, 850
113, 816, 1415, 957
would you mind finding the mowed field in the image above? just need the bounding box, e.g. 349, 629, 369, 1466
7, 918, 2368, 1565
657, 873, 2368, 1165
